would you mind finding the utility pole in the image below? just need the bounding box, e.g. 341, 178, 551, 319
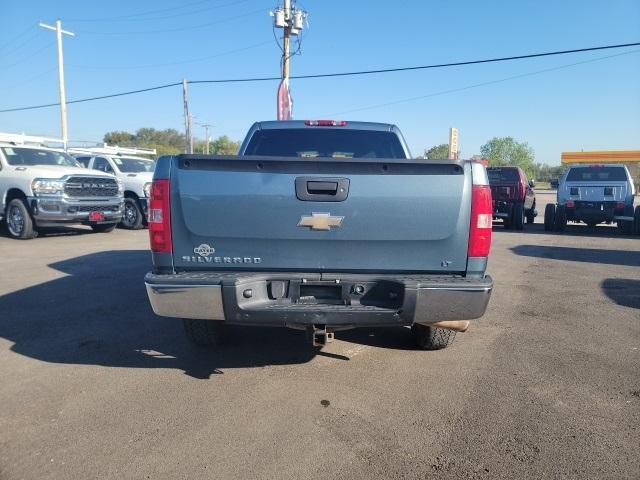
39, 19, 74, 148
182, 79, 192, 154
201, 124, 212, 154
272, 0, 306, 120
282, 0, 291, 81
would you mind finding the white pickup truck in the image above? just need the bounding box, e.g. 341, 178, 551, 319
70, 145, 156, 229
0, 133, 124, 239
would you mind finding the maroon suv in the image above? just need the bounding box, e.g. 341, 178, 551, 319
487, 166, 536, 230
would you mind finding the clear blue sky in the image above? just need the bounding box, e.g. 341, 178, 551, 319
1, 0, 639, 164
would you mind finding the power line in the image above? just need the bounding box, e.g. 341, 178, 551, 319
67, 40, 272, 70
0, 82, 182, 113
74, 8, 264, 35
66, 0, 215, 22
1, 41, 638, 113
326, 49, 640, 117
0, 25, 36, 51
4, 41, 55, 71
67, 0, 254, 24
0, 67, 56, 92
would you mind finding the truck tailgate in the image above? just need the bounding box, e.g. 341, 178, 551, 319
170, 155, 471, 273
563, 183, 628, 202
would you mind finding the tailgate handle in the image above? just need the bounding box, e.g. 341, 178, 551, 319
308, 181, 338, 194
296, 177, 349, 202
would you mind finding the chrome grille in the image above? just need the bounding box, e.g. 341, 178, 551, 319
64, 176, 119, 197
76, 205, 120, 213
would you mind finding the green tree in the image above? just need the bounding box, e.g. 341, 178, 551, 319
423, 143, 450, 160
480, 137, 535, 178
102, 128, 241, 157
193, 135, 241, 154
104, 128, 185, 156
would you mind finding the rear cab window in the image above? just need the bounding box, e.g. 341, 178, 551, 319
566, 166, 627, 182
244, 128, 406, 158
487, 167, 520, 183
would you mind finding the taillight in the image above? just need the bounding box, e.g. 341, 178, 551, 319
616, 201, 625, 210
148, 179, 172, 253
565, 200, 575, 208
468, 185, 492, 257
304, 119, 347, 126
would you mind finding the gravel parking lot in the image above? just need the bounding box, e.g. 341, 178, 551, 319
1, 192, 638, 479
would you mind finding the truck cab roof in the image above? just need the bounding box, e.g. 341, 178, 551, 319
252, 120, 398, 132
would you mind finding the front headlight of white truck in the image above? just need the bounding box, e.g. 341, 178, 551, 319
117, 179, 125, 195
143, 182, 152, 197
31, 178, 66, 196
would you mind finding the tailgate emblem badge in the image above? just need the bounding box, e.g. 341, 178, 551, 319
298, 212, 344, 231
194, 244, 215, 257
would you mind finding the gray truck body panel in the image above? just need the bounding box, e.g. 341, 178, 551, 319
170, 155, 471, 273
145, 121, 492, 328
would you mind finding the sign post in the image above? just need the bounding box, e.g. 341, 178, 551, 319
448, 127, 459, 160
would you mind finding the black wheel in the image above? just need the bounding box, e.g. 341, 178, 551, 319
544, 204, 556, 231
411, 324, 456, 350
5, 198, 37, 239
618, 205, 634, 235
91, 223, 117, 233
503, 204, 514, 229
183, 319, 226, 346
120, 197, 144, 230
513, 203, 525, 230
554, 205, 567, 231
634, 206, 640, 235
526, 203, 535, 224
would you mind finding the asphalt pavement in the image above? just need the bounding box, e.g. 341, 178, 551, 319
0, 192, 639, 479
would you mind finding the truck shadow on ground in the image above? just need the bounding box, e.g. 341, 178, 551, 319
601, 278, 640, 310
492, 222, 630, 239
0, 224, 97, 239
510, 245, 640, 267
0, 250, 419, 379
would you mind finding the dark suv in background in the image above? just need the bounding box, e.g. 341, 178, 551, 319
487, 166, 536, 230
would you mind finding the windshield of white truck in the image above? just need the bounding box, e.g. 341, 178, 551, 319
566, 166, 627, 182
244, 129, 406, 158
1, 147, 80, 167
113, 157, 155, 173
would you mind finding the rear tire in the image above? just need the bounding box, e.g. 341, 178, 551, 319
504, 204, 514, 229
5, 198, 37, 239
554, 205, 567, 231
183, 319, 226, 346
513, 203, 525, 230
525, 204, 535, 224
634, 206, 640, 235
120, 197, 144, 230
411, 324, 456, 350
618, 205, 634, 235
91, 223, 117, 233
544, 204, 556, 231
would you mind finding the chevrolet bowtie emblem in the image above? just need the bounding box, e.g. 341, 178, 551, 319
297, 212, 344, 231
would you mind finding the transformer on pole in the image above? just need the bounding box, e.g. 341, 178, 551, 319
271, 0, 307, 120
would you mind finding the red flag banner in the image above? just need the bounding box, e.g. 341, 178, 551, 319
277, 78, 292, 120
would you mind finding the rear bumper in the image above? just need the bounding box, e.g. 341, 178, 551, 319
565, 201, 627, 223
145, 272, 493, 328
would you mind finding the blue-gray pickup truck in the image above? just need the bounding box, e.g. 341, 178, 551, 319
144, 120, 493, 349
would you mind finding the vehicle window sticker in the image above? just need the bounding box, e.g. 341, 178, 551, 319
113, 158, 123, 165
4, 148, 14, 155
